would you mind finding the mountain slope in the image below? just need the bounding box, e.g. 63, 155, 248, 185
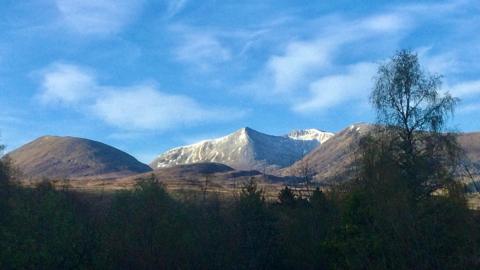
281, 123, 371, 182
151, 127, 334, 171
458, 132, 480, 175
283, 124, 480, 183
7, 135, 152, 179
154, 162, 235, 176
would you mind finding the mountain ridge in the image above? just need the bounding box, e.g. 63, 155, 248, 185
8, 125, 478, 184
150, 127, 334, 171
283, 123, 480, 183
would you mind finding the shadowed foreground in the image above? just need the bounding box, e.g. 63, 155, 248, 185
1, 168, 479, 269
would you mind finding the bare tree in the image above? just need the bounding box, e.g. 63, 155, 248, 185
372, 50, 458, 154
293, 159, 315, 198
202, 173, 210, 202
370, 50, 460, 197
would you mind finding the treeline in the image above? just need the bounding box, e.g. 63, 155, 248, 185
0, 165, 479, 269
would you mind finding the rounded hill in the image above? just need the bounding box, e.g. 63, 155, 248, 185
7, 135, 152, 180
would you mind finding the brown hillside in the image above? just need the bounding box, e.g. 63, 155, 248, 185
281, 123, 372, 182
7, 136, 152, 180
282, 124, 480, 183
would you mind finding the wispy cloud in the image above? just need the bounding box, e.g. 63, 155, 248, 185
166, 0, 188, 18
268, 13, 407, 94
38, 63, 244, 131
395, 0, 470, 16
293, 62, 377, 113
266, 39, 333, 94
167, 18, 293, 74
170, 25, 232, 70
450, 80, 480, 98
418, 44, 480, 114
174, 33, 231, 69
417, 47, 460, 75
55, 0, 143, 35
242, 12, 409, 111
92, 85, 238, 130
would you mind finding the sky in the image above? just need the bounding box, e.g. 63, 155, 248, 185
1, 0, 480, 163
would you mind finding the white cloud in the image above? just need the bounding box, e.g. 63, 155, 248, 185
243, 12, 409, 108
39, 63, 96, 105
413, 38, 480, 113
237, 0, 477, 115
92, 86, 224, 130
266, 39, 333, 94
293, 62, 377, 113
417, 48, 480, 113
55, 0, 142, 34
360, 14, 406, 32
450, 80, 480, 97
269, 13, 405, 94
38, 63, 243, 131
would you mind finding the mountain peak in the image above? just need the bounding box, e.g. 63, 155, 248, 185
231, 127, 262, 140
38, 135, 61, 140
151, 127, 324, 170
236, 126, 255, 134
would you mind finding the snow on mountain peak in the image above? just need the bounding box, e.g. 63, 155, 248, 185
150, 127, 331, 171
347, 123, 371, 134
286, 129, 334, 144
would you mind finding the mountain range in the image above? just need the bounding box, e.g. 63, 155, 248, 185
5, 125, 480, 184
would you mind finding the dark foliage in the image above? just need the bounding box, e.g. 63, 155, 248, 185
0, 154, 478, 269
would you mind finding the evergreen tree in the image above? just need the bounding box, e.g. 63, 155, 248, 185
278, 185, 296, 207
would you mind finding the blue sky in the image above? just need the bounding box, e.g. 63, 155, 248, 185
1, 0, 480, 163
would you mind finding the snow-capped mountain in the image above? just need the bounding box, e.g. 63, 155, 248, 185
150, 127, 334, 171
286, 129, 334, 143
